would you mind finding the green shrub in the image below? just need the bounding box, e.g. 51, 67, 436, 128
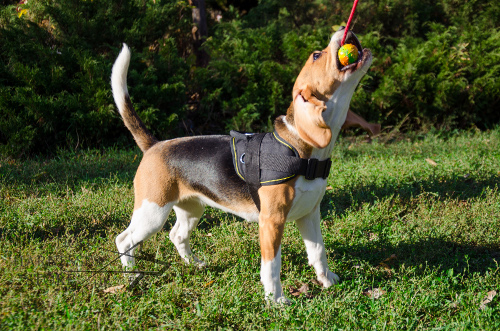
194, 16, 324, 133
191, 0, 500, 136
0, 0, 499, 157
0, 0, 191, 157
351, 23, 500, 130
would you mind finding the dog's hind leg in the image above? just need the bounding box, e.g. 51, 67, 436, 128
169, 199, 206, 267
295, 204, 340, 287
116, 200, 174, 273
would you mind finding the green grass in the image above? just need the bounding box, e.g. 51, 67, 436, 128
1, 129, 499, 330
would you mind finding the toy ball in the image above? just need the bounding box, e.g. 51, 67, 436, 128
338, 44, 359, 66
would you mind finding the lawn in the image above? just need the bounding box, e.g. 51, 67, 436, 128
1, 128, 499, 329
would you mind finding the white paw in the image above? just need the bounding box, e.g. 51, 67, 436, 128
183, 255, 206, 268
194, 259, 206, 269
265, 295, 291, 306
127, 272, 144, 288
276, 296, 292, 306
318, 270, 340, 288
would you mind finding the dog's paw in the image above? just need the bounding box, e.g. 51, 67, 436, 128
318, 270, 340, 288
276, 296, 292, 306
183, 255, 206, 268
266, 295, 291, 306
127, 272, 144, 289
194, 259, 206, 269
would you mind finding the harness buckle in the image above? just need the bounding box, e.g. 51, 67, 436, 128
305, 158, 318, 180
323, 159, 332, 179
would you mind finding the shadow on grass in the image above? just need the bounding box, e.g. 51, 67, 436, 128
332, 237, 500, 277
0, 149, 139, 192
321, 172, 500, 219
318, 172, 500, 276
0, 216, 126, 242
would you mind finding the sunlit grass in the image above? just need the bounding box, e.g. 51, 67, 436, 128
1, 129, 499, 329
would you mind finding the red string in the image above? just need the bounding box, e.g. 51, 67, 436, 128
341, 0, 359, 45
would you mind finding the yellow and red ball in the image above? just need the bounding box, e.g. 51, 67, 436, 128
338, 44, 359, 66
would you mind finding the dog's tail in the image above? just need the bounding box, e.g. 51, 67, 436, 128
111, 44, 157, 152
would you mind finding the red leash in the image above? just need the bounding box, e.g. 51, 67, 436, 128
341, 0, 359, 45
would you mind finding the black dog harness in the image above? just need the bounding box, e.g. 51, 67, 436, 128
230, 131, 332, 210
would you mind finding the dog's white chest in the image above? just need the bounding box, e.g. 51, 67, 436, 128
287, 177, 327, 221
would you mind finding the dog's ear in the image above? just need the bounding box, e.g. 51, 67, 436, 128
342, 110, 381, 136
294, 87, 332, 149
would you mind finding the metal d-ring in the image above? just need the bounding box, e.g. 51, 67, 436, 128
239, 153, 246, 164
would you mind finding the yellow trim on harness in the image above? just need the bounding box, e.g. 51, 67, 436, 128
232, 137, 245, 180
272, 132, 294, 151
260, 174, 296, 184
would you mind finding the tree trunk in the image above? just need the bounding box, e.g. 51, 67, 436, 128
189, 0, 209, 67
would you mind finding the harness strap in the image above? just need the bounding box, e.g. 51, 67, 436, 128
260, 154, 332, 180
245, 133, 266, 210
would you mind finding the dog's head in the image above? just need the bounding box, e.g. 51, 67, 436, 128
290, 28, 372, 149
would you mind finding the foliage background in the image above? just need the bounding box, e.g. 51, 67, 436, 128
0, 0, 499, 157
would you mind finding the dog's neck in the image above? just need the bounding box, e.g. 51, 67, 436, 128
318, 77, 362, 158
275, 113, 313, 158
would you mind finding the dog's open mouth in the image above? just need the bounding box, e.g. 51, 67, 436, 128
338, 32, 366, 72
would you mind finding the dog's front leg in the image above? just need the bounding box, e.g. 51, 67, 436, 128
295, 204, 339, 287
258, 183, 295, 304
259, 215, 288, 304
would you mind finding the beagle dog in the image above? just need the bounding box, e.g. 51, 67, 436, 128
111, 27, 372, 304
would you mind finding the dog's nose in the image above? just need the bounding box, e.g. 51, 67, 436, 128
337, 26, 345, 31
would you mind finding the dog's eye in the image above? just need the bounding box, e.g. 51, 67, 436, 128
312, 52, 322, 62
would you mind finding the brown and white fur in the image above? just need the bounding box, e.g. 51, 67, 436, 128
111, 27, 372, 304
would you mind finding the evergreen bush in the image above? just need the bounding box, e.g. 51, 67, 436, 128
0, 0, 191, 156
0, 0, 499, 156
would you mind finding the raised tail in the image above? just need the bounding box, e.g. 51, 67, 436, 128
111, 44, 157, 152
